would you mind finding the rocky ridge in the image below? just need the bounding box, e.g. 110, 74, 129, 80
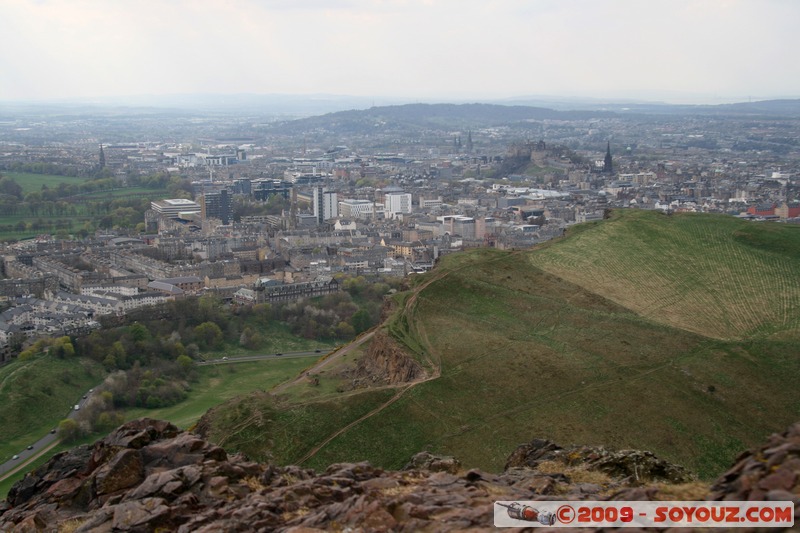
0, 418, 798, 532
351, 330, 425, 387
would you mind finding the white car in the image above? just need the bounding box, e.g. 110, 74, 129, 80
74, 404, 80, 411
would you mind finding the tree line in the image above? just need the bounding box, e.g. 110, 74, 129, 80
54, 275, 402, 441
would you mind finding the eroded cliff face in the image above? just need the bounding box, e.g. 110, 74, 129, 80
1, 419, 799, 532
351, 330, 425, 387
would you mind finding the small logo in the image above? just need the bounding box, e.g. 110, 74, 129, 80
557, 504, 575, 524
497, 502, 557, 525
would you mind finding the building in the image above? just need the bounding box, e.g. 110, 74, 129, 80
202, 189, 233, 224
257, 276, 339, 303
603, 142, 613, 174
151, 199, 202, 219
313, 188, 338, 224
253, 180, 292, 201
338, 199, 374, 220
384, 192, 412, 218
439, 215, 476, 239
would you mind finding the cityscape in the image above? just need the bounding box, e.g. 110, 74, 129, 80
2, 1, 800, 529
1, 100, 799, 359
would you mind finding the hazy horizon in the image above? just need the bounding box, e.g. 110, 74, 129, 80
1, 0, 799, 106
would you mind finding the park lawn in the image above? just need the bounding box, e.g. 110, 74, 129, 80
202, 322, 338, 361
123, 358, 314, 429
73, 186, 170, 200
4, 172, 89, 194
0, 357, 317, 500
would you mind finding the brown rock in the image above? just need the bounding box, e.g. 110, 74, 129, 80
358, 506, 398, 531
111, 497, 172, 531
757, 468, 797, 492
352, 330, 425, 386
95, 449, 143, 496
504, 438, 562, 470
6, 418, 800, 533
404, 451, 461, 474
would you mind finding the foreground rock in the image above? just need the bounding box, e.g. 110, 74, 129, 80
1, 419, 798, 532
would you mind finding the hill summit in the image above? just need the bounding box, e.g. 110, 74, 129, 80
199, 210, 800, 480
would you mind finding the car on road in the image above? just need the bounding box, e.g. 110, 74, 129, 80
275, 353, 282, 356
27, 445, 33, 450
222, 357, 228, 361
12, 455, 19, 460
315, 349, 321, 353
74, 404, 80, 411
50, 429, 56, 434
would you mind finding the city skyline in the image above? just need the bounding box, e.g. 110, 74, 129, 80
1, 0, 799, 104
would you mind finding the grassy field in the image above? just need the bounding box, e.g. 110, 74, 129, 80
0, 354, 104, 462
70, 186, 169, 201
0, 356, 320, 499
201, 211, 800, 479
3, 172, 89, 194
124, 358, 314, 429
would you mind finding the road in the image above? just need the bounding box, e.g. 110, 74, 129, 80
271, 331, 375, 395
0, 350, 326, 484
0, 387, 96, 483
196, 349, 326, 366
0, 349, 327, 484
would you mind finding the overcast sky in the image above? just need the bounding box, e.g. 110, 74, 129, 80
1, 0, 798, 104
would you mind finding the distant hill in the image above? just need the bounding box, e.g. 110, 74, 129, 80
202, 210, 800, 480
267, 102, 616, 135
565, 98, 800, 117
266, 98, 800, 136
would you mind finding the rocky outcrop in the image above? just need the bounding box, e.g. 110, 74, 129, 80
352, 330, 425, 386
711, 421, 800, 503
505, 438, 694, 485
1, 419, 799, 532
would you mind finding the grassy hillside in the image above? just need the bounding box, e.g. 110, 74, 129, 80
0, 354, 104, 462
0, 356, 321, 499
528, 210, 800, 340
195, 212, 800, 479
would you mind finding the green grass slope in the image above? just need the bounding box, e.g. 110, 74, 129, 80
0, 354, 103, 462
528, 210, 800, 340
204, 211, 800, 479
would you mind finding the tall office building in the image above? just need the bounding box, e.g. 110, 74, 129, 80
313, 187, 338, 224
385, 192, 412, 218
202, 189, 233, 225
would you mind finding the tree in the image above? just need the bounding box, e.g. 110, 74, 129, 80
95, 411, 124, 432
0, 176, 23, 199
239, 327, 263, 350
194, 321, 223, 350
128, 323, 149, 342
177, 354, 193, 374
51, 336, 75, 358
106, 341, 127, 369
351, 309, 373, 334
57, 418, 81, 443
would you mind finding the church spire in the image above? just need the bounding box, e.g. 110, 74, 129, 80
603, 141, 612, 174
